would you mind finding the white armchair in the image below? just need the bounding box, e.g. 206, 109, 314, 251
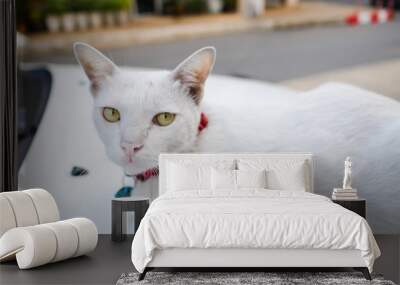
0, 188, 98, 269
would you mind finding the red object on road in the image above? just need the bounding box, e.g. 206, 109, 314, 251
345, 9, 395, 26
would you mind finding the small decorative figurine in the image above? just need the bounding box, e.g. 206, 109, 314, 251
342, 157, 352, 190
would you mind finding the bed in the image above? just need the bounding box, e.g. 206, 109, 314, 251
131, 153, 380, 281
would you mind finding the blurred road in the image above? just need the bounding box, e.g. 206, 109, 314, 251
25, 15, 400, 83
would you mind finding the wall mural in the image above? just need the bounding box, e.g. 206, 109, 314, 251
18, 43, 400, 234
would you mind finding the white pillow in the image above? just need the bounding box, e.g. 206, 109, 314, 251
237, 159, 308, 191
167, 163, 211, 191
236, 169, 267, 189
211, 169, 268, 190
166, 159, 236, 192
211, 168, 236, 190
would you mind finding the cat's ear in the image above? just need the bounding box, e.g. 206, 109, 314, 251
73, 42, 119, 93
172, 47, 216, 104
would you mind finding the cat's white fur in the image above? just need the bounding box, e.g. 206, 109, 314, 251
74, 43, 400, 233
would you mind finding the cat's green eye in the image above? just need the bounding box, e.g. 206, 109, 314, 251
102, 107, 120, 123
153, 112, 176, 127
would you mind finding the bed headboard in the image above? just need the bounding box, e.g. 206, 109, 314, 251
158, 153, 314, 196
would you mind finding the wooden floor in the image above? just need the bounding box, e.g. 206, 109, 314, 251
0, 235, 398, 285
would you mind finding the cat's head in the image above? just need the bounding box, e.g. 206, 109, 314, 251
73, 43, 216, 176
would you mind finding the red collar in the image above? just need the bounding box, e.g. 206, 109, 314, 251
198, 112, 208, 132
136, 112, 208, 182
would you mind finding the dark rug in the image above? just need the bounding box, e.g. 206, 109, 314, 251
116, 272, 396, 285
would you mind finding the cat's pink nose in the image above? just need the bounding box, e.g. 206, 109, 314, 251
121, 143, 144, 163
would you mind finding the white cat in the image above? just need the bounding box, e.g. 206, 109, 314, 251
74, 43, 400, 233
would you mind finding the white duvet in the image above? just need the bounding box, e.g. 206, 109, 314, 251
131, 190, 380, 273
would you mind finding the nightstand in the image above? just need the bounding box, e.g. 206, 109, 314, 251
112, 196, 150, 242
332, 199, 366, 218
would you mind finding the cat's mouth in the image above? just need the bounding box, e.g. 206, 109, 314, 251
122, 155, 158, 177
